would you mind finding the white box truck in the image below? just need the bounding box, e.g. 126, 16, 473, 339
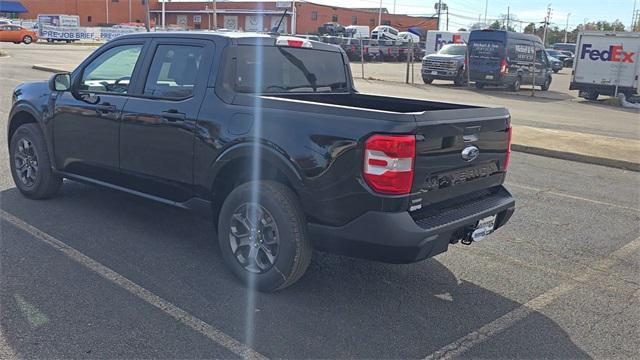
425, 31, 469, 55
570, 31, 640, 100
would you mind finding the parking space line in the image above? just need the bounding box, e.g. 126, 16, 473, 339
507, 182, 640, 213
424, 235, 640, 360
0, 209, 267, 360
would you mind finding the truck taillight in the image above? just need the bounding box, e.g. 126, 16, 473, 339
363, 134, 415, 195
500, 58, 508, 75
502, 127, 512, 171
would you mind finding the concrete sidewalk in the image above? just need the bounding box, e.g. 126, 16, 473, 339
34, 63, 640, 172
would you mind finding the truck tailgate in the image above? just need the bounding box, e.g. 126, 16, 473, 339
410, 107, 511, 212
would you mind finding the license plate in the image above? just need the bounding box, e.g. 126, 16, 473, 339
431, 70, 438, 75
485, 75, 494, 80
476, 215, 497, 234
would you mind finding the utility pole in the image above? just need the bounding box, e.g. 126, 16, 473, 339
564, 12, 571, 43
542, 4, 552, 47
105, 0, 109, 24
292, 0, 297, 34
446, 5, 449, 31
213, 0, 217, 29
144, 0, 150, 31
436, 0, 442, 31
161, 0, 165, 29
129, 0, 132, 23
506, 6, 510, 30
632, 0, 638, 31
484, 0, 488, 26
378, 0, 383, 26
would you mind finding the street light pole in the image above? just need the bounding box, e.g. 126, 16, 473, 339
105, 0, 109, 24
542, 4, 551, 47
378, 0, 383, 26
162, 0, 165, 29
564, 12, 571, 43
213, 0, 217, 29
483, 0, 488, 26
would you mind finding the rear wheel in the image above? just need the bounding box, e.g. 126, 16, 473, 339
475, 82, 485, 89
510, 77, 521, 92
583, 91, 599, 101
422, 77, 434, 84
9, 124, 62, 199
217, 181, 312, 292
22, 35, 32, 44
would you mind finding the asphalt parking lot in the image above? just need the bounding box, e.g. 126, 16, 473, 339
1, 43, 639, 359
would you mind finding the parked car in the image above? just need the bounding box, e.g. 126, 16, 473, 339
469, 29, 552, 92
344, 25, 370, 39
398, 31, 420, 43
8, 32, 515, 292
317, 22, 344, 36
545, 49, 571, 67
0, 24, 38, 44
371, 25, 399, 41
421, 43, 468, 86
552, 42, 576, 54
559, 50, 574, 67
546, 54, 564, 73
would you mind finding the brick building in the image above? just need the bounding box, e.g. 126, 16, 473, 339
14, 0, 436, 34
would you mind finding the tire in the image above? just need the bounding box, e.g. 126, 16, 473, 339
22, 35, 32, 44
540, 77, 551, 91
9, 124, 62, 199
583, 91, 599, 101
217, 181, 312, 292
475, 82, 485, 89
422, 77, 434, 84
453, 70, 468, 87
510, 77, 521, 92
553, 69, 560, 73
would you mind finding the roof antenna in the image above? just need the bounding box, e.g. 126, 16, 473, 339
269, 8, 288, 34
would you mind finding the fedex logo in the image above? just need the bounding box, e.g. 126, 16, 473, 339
434, 33, 464, 51
580, 44, 635, 63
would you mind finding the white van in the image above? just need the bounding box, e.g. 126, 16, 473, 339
371, 25, 399, 41
345, 25, 370, 39
570, 31, 640, 100
398, 31, 420, 43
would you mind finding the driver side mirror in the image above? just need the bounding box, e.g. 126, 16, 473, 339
49, 72, 71, 92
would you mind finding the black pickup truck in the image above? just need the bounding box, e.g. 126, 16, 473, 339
8, 32, 515, 291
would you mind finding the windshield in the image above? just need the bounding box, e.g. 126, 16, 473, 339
233, 46, 349, 94
438, 44, 467, 56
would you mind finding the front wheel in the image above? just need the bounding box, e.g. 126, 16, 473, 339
9, 124, 62, 199
453, 70, 468, 86
217, 181, 312, 292
22, 35, 33, 44
540, 77, 551, 91
422, 77, 434, 84
475, 82, 485, 89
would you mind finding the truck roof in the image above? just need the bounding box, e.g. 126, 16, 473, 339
116, 31, 343, 52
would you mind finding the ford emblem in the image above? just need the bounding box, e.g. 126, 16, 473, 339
461, 146, 479, 162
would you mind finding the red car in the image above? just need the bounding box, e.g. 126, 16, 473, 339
0, 24, 38, 44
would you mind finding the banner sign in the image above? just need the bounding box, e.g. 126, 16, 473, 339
40, 25, 144, 41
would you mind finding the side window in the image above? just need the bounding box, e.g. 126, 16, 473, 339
80, 44, 143, 94
143, 44, 204, 99
535, 49, 547, 64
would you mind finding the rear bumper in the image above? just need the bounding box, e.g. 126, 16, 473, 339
308, 186, 515, 263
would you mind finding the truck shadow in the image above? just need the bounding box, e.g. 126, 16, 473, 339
0, 183, 590, 359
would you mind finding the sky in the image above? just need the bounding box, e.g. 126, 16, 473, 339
182, 0, 637, 31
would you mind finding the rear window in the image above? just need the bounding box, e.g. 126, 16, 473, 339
233, 46, 349, 93
469, 40, 503, 59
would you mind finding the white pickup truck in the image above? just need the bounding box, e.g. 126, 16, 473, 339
570, 31, 640, 100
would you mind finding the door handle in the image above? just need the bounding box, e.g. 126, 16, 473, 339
161, 110, 186, 122
95, 104, 116, 113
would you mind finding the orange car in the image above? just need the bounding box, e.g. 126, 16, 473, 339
0, 24, 38, 44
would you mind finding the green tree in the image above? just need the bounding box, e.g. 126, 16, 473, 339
489, 20, 501, 30
524, 22, 536, 33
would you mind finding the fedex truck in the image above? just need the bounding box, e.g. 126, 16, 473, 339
570, 31, 640, 100
425, 31, 469, 55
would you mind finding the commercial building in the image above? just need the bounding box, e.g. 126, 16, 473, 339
12, 0, 437, 35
